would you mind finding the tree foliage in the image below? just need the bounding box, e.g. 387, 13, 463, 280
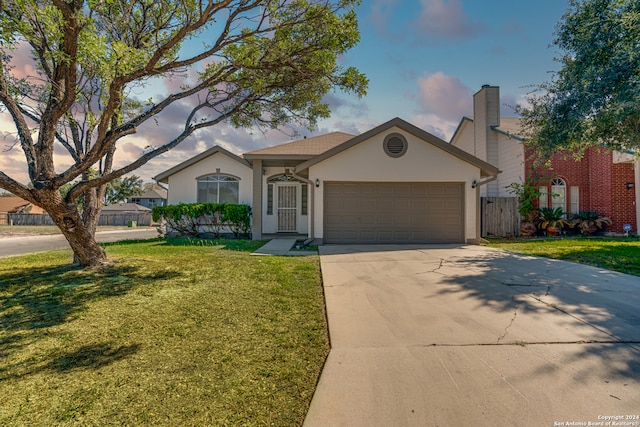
0, 0, 366, 266
104, 175, 143, 205
518, 0, 640, 158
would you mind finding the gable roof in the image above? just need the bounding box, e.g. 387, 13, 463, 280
450, 116, 525, 144
243, 132, 355, 160
450, 116, 474, 145
492, 117, 524, 141
102, 202, 152, 212
296, 117, 500, 177
154, 145, 250, 183
133, 188, 167, 200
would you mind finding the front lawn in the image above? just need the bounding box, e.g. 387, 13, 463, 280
488, 237, 640, 277
0, 239, 328, 425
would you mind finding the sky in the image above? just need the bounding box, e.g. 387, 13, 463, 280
0, 0, 571, 185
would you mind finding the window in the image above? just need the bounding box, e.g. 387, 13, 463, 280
267, 184, 274, 215
551, 178, 566, 210
570, 186, 579, 214
301, 184, 308, 216
197, 174, 239, 203
539, 186, 549, 209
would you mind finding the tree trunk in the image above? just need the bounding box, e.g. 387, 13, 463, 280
41, 191, 108, 267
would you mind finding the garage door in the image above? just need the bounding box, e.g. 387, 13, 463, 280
324, 182, 464, 244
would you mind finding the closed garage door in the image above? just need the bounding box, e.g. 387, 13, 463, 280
324, 182, 464, 244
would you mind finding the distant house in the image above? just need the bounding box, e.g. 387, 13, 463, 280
450, 85, 639, 234
130, 188, 167, 209
101, 203, 152, 214
0, 197, 46, 225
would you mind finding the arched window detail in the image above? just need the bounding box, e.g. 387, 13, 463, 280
197, 174, 239, 203
551, 178, 566, 211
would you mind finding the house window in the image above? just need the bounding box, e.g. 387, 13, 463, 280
570, 186, 579, 214
197, 174, 239, 203
551, 178, 566, 211
301, 184, 308, 216
267, 184, 274, 215
539, 186, 549, 209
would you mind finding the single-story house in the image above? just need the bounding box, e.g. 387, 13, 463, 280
130, 188, 167, 209
154, 118, 499, 244
451, 85, 639, 234
101, 203, 152, 214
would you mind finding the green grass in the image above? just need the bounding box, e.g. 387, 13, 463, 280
0, 239, 329, 426
488, 237, 640, 276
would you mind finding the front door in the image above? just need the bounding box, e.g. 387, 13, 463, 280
277, 185, 297, 232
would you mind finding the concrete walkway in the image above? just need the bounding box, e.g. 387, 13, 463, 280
251, 238, 298, 256
303, 244, 640, 427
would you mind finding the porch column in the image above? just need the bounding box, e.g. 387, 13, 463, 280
252, 160, 263, 240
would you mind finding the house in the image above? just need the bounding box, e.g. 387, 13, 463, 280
450, 85, 640, 234
130, 188, 167, 209
101, 203, 152, 214
154, 118, 499, 244
0, 197, 46, 224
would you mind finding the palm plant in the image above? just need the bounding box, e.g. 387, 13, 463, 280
537, 207, 571, 236
570, 211, 612, 235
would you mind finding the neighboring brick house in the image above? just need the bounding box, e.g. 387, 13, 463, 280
451, 85, 639, 234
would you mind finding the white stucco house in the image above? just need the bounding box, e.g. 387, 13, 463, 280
154, 117, 500, 244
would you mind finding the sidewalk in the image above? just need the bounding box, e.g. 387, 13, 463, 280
252, 238, 317, 256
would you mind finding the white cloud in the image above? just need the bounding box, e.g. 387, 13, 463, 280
414, 0, 486, 40
416, 71, 472, 122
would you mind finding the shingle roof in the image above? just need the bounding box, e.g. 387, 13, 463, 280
0, 197, 45, 214
243, 132, 355, 157
102, 203, 152, 212
134, 188, 167, 200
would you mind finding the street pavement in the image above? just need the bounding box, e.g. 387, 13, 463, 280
0, 228, 158, 258
304, 244, 640, 427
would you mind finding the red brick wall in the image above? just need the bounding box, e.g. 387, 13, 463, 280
525, 147, 637, 233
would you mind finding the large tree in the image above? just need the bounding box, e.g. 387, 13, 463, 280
518, 0, 640, 158
0, 0, 367, 266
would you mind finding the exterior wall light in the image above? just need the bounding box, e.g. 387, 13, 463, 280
471, 180, 478, 189
315, 179, 320, 188
626, 182, 634, 190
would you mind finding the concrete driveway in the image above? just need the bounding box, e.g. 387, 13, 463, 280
304, 245, 640, 427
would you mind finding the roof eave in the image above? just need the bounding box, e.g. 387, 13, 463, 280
153, 145, 250, 183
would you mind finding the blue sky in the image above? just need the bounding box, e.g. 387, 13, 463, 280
1, 0, 571, 184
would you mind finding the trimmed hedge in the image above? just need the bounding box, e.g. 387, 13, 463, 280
152, 203, 251, 238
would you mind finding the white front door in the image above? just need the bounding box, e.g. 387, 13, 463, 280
277, 185, 297, 232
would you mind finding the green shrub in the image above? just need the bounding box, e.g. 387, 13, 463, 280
152, 203, 251, 238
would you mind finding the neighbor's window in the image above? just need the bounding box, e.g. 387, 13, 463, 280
551, 178, 566, 211
539, 186, 549, 209
570, 186, 579, 214
197, 174, 239, 203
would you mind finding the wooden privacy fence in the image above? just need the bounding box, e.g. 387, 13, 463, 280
481, 197, 520, 238
3, 212, 152, 226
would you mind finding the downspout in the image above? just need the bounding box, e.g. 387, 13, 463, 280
291, 171, 315, 245
473, 173, 500, 245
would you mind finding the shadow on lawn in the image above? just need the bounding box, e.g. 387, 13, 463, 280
0, 262, 179, 378
436, 248, 640, 380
